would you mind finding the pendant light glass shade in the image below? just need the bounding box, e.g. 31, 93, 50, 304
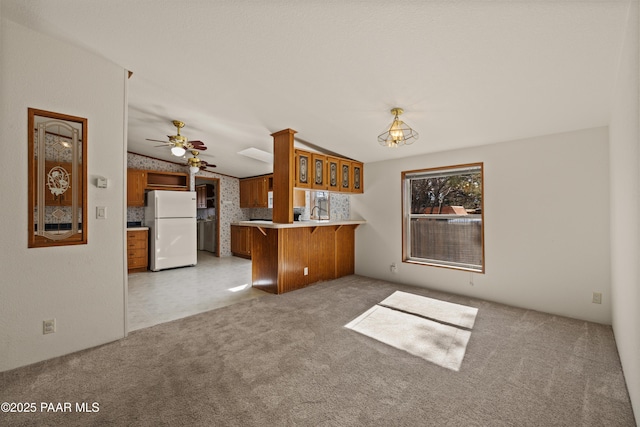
378, 108, 418, 148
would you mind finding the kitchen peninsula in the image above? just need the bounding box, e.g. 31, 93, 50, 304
236, 219, 365, 294
238, 127, 365, 294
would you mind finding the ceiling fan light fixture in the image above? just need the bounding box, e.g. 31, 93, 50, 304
188, 150, 202, 173
171, 143, 186, 157
378, 107, 419, 148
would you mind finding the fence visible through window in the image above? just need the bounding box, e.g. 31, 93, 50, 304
409, 216, 482, 269
402, 163, 484, 272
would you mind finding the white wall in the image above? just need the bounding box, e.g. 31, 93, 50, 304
0, 18, 127, 371
609, 2, 640, 424
352, 127, 611, 324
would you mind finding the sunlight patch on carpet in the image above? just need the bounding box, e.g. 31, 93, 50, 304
380, 291, 478, 329
345, 292, 478, 371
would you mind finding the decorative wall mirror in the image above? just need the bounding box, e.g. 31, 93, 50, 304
28, 108, 87, 248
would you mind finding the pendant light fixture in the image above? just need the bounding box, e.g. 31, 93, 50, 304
377, 107, 419, 148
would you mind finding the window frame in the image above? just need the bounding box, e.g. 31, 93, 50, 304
401, 162, 485, 273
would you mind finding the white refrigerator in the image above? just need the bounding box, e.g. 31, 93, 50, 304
144, 190, 197, 271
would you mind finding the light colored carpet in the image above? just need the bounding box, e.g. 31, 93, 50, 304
379, 290, 479, 329
0, 275, 635, 426
345, 304, 472, 371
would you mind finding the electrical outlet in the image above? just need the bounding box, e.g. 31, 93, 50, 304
303, 267, 308, 276
592, 292, 602, 304
390, 262, 397, 273
43, 319, 56, 334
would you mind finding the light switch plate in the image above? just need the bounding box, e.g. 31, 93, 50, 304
96, 206, 107, 219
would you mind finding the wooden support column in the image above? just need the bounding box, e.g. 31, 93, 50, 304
271, 128, 297, 224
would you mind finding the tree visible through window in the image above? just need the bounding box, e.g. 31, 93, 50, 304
402, 163, 484, 272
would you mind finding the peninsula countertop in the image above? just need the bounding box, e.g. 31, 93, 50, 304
233, 219, 366, 229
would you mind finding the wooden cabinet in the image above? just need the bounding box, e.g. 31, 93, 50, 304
339, 160, 352, 192
294, 150, 311, 188
196, 185, 208, 208
293, 189, 306, 208
239, 175, 271, 208
146, 171, 188, 190
127, 169, 189, 206
326, 156, 340, 191
231, 225, 252, 258
127, 229, 148, 273
290, 149, 363, 194
127, 169, 146, 207
311, 153, 327, 190
351, 161, 364, 193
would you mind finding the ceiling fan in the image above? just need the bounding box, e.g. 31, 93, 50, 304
186, 150, 216, 174
146, 120, 207, 157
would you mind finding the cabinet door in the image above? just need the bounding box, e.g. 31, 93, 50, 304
311, 154, 327, 190
239, 179, 252, 208
127, 229, 148, 271
231, 225, 251, 258
255, 177, 268, 207
339, 160, 352, 192
295, 150, 311, 188
127, 169, 146, 207
231, 225, 242, 253
243, 226, 252, 256
196, 185, 207, 208
351, 161, 363, 193
326, 156, 340, 191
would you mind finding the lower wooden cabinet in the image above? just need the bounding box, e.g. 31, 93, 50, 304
231, 225, 252, 258
127, 229, 148, 273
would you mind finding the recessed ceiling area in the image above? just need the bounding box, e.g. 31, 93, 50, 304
2, 0, 632, 177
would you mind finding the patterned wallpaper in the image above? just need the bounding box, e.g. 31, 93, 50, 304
127, 153, 351, 257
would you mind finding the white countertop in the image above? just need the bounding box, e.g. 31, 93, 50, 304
127, 226, 149, 231
234, 219, 365, 229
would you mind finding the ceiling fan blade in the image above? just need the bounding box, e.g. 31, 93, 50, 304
190, 141, 207, 150
146, 138, 169, 144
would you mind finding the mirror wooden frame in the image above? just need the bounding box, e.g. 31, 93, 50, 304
28, 108, 88, 248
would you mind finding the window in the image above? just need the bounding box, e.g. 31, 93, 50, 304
402, 163, 484, 272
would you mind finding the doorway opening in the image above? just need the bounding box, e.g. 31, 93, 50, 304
195, 176, 220, 257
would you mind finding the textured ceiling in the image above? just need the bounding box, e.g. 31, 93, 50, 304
2, 0, 632, 177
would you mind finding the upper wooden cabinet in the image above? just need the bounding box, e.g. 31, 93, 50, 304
339, 159, 352, 192
127, 169, 146, 207
326, 156, 340, 191
196, 185, 208, 209
311, 153, 327, 190
126, 169, 189, 207
294, 150, 311, 189
351, 161, 364, 193
146, 171, 188, 190
293, 150, 363, 194
240, 175, 271, 208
